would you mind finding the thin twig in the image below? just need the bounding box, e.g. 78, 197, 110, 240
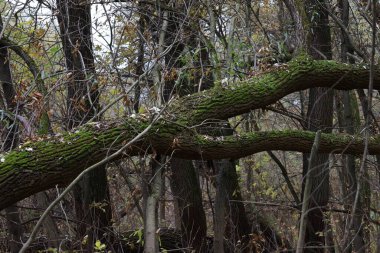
267, 151, 301, 205
0, 0, 21, 40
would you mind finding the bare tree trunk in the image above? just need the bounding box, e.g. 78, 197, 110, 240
170, 159, 208, 251
213, 125, 251, 252
213, 160, 227, 253
144, 155, 165, 253
133, 1, 146, 113
338, 1, 366, 251
157, 3, 209, 251
35, 192, 60, 248
213, 159, 251, 252
159, 177, 166, 225
222, 160, 251, 252
83, 167, 113, 249
298, 0, 334, 251
5, 205, 23, 253
303, 91, 333, 252
56, 1, 112, 250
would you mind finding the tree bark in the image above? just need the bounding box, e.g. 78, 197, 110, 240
301, 0, 334, 251
162, 4, 209, 251
339, 1, 366, 251
56, 0, 99, 128
56, 0, 112, 249
297, 131, 322, 253
34, 192, 60, 249
213, 158, 251, 253
1, 57, 380, 209
144, 155, 164, 253
213, 160, 227, 253
170, 159, 207, 252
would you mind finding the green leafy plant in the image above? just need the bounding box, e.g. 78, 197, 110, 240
94, 240, 107, 252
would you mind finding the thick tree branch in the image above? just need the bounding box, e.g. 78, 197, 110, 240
0, 121, 379, 210
170, 56, 380, 124
1, 56, 380, 209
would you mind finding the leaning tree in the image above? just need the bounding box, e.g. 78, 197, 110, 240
1, 0, 380, 252
1, 56, 379, 207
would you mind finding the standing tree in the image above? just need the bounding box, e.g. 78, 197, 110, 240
56, 0, 112, 250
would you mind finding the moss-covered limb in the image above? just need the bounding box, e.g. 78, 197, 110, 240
0, 119, 146, 210
161, 130, 380, 159
1, 56, 380, 209
0, 116, 193, 209
170, 56, 380, 124
0, 113, 378, 209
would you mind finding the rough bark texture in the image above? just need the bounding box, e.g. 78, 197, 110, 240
4, 205, 23, 252
163, 5, 210, 251
169, 56, 380, 124
56, 0, 112, 248
1, 57, 380, 209
170, 159, 207, 252
213, 158, 251, 253
222, 160, 251, 252
213, 160, 227, 253
56, 0, 98, 128
35, 192, 60, 248
212, 124, 251, 252
302, 1, 333, 250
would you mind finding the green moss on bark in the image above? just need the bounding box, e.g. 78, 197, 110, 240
1, 55, 380, 208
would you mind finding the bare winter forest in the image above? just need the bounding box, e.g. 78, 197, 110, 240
1, 0, 380, 252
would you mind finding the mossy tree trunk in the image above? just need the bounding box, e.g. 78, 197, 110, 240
1, 57, 380, 210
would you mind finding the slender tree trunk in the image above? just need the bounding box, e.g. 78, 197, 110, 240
143, 3, 168, 251
213, 160, 227, 253
159, 177, 166, 225
212, 125, 251, 252
144, 155, 165, 253
216, 159, 251, 252
4, 205, 23, 253
133, 1, 146, 113
56, 0, 99, 128
338, 1, 366, 251
303, 90, 333, 252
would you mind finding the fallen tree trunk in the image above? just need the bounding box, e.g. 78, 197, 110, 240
0, 56, 379, 209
